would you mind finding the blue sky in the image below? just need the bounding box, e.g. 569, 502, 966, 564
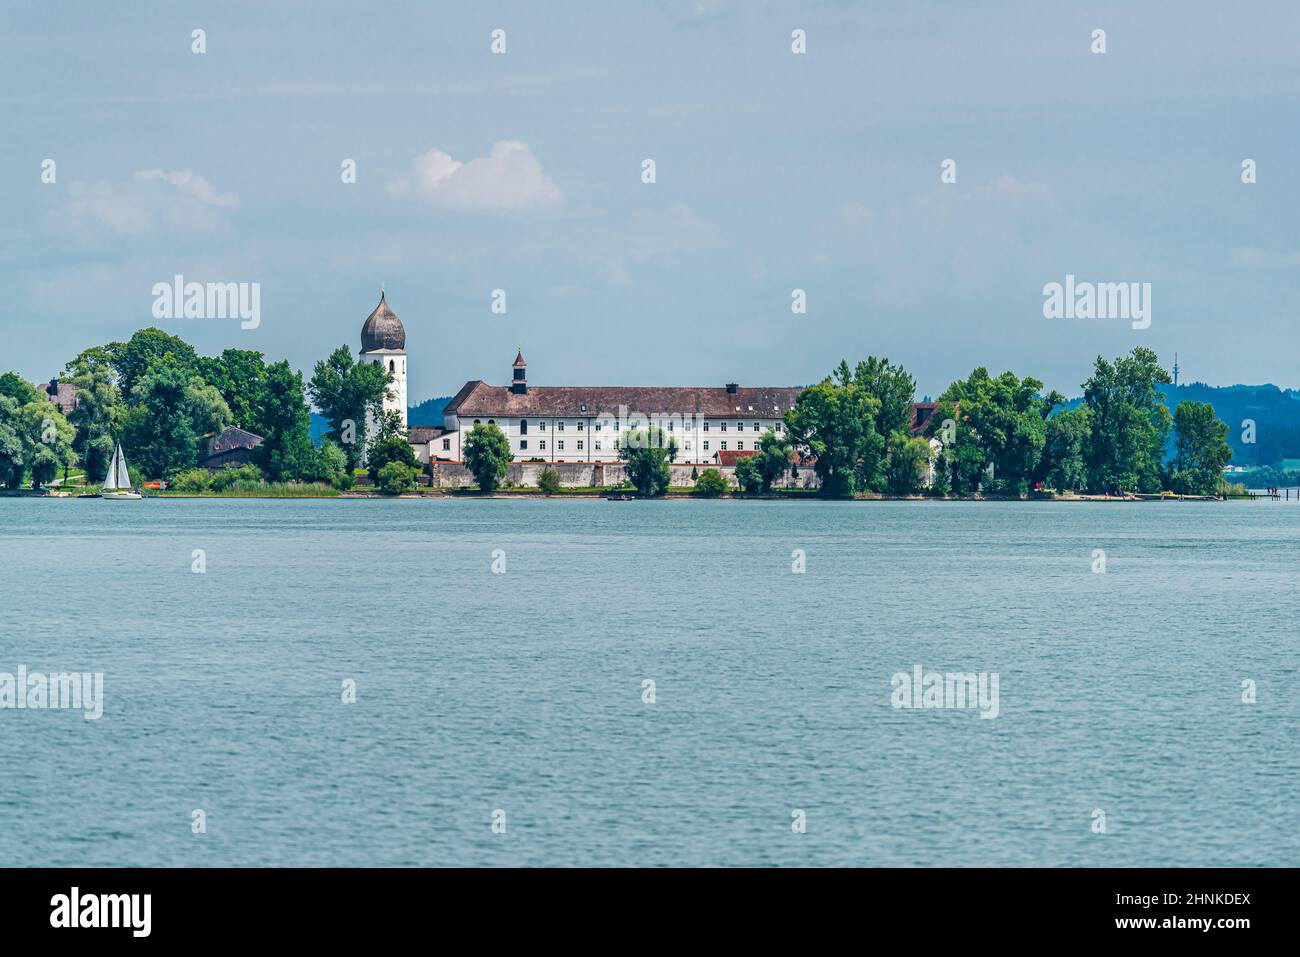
3, 1, 1298, 403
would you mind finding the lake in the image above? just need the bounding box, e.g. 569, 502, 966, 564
1, 497, 1297, 866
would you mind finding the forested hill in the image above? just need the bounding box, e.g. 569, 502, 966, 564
1062, 383, 1300, 467
309, 394, 452, 444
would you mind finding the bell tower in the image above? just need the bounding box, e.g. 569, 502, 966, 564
359, 285, 408, 439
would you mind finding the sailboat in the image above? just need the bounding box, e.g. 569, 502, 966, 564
101, 443, 143, 500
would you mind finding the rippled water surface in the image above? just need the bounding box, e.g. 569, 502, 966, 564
1, 497, 1297, 866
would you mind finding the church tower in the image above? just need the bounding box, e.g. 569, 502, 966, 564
359, 287, 408, 441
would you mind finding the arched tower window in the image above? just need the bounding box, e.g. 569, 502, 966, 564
389, 360, 395, 372
520, 420, 528, 435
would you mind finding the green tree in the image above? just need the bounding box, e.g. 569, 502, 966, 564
62, 345, 118, 381
886, 433, 931, 494
367, 434, 418, 479
1039, 407, 1091, 492
693, 468, 730, 497
310, 440, 352, 489
849, 357, 917, 439
1170, 401, 1232, 494
784, 369, 886, 497
622, 425, 676, 496
67, 365, 124, 482
308, 346, 391, 472
463, 422, 512, 492
0, 372, 42, 406
935, 368, 1053, 496
250, 361, 316, 481
376, 461, 417, 494
734, 430, 793, 493
1082, 348, 1171, 494
111, 328, 198, 396
124, 361, 230, 479
537, 467, 562, 494
195, 349, 267, 430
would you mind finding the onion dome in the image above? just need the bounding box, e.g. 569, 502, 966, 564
360, 291, 406, 352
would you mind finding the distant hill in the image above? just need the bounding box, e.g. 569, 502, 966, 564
309, 395, 452, 444
1062, 383, 1300, 467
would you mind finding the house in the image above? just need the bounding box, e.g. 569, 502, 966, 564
37, 377, 79, 415
198, 426, 263, 471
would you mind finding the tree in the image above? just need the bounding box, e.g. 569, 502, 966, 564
886, 433, 931, 494
1082, 348, 1171, 494
251, 361, 315, 481
849, 357, 916, 439
537, 468, 562, 495
67, 365, 124, 482
1039, 407, 1091, 492
693, 468, 729, 497
1170, 401, 1232, 495
622, 425, 676, 496
110, 328, 198, 396
366, 433, 418, 479
0, 385, 77, 489
310, 440, 351, 489
0, 372, 42, 406
463, 423, 511, 492
376, 461, 417, 494
308, 345, 391, 472
123, 361, 230, 479
785, 369, 886, 497
934, 368, 1053, 496
734, 430, 794, 494
195, 349, 267, 430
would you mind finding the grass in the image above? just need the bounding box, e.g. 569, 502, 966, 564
154, 483, 341, 498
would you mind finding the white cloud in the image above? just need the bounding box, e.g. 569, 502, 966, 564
387, 140, 562, 212
53, 168, 239, 239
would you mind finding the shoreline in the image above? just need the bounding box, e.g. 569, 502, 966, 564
13, 489, 1234, 503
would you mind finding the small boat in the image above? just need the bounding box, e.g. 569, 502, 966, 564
101, 443, 143, 500
606, 493, 633, 501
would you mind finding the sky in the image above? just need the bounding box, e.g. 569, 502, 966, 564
3, 0, 1298, 404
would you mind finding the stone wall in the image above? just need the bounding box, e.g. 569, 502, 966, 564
424, 460, 820, 490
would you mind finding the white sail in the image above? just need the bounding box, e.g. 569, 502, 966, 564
114, 444, 131, 490
102, 445, 121, 491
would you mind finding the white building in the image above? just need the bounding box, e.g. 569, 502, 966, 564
411, 350, 803, 466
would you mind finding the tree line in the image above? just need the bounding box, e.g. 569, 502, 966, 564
0, 328, 414, 491
461, 346, 1232, 498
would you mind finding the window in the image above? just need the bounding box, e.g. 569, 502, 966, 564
388, 360, 395, 372
775, 422, 782, 433
520, 440, 528, 451
721, 441, 728, 451
577, 421, 584, 431
488, 419, 495, 425
474, 419, 481, 425
735, 422, 742, 431
595, 441, 602, 451
577, 440, 584, 451
559, 421, 566, 431
704, 422, 710, 432
703, 441, 710, 451
667, 420, 674, 431
539, 440, 546, 450
520, 420, 528, 435
685, 441, 692, 451
737, 441, 744, 451
539, 422, 547, 430
558, 440, 565, 452
442, 438, 450, 450
753, 422, 760, 431
596, 421, 603, 431
720, 422, 727, 432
